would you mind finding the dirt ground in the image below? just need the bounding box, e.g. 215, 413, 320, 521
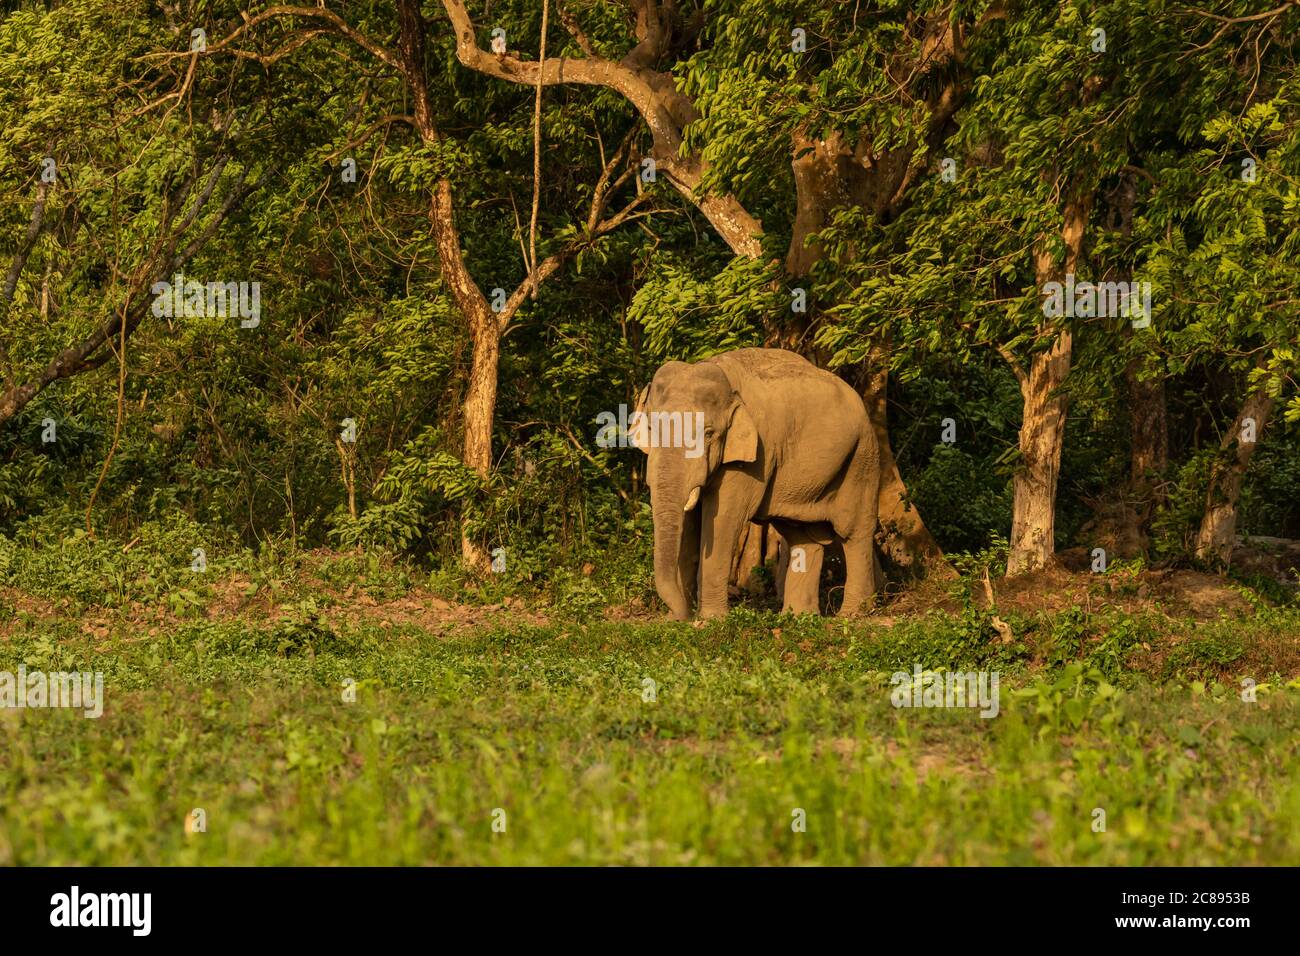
885, 563, 1257, 622
3, 536, 1296, 641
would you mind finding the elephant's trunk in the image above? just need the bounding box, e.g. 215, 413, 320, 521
652, 504, 692, 620
649, 454, 702, 620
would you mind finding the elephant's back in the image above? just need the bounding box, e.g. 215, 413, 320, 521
710, 347, 810, 376
711, 348, 867, 415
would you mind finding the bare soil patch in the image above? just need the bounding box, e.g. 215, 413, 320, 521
883, 560, 1257, 622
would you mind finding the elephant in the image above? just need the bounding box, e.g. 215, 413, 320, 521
633, 347, 880, 619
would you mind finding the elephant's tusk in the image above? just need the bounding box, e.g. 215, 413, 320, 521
683, 486, 701, 512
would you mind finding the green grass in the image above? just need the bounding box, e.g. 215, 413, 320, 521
2, 596, 1299, 865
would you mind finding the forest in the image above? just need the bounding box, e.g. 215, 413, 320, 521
0, 0, 1298, 867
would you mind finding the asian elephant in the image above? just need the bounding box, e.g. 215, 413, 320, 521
634, 347, 880, 619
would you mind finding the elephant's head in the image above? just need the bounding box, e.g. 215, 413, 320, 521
634, 360, 759, 619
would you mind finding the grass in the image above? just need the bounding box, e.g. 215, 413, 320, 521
2, 572, 1299, 865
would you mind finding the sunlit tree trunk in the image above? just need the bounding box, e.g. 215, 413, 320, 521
400, 4, 499, 573
1007, 330, 1072, 575
1195, 385, 1274, 564
459, 308, 500, 571
860, 360, 950, 576
402, 3, 644, 573
1006, 196, 1090, 576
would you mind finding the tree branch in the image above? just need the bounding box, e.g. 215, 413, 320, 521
498, 133, 654, 329
438, 0, 764, 257
997, 345, 1029, 391
0, 162, 271, 428
0, 181, 51, 384
199, 5, 402, 71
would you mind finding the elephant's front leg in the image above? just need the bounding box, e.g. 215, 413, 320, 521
696, 474, 756, 619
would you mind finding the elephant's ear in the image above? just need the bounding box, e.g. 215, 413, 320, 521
630, 385, 651, 454
723, 402, 758, 464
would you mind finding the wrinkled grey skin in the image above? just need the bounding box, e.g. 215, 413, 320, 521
635, 348, 880, 619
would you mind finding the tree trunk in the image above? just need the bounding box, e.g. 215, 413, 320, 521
427, 178, 498, 573
1114, 171, 1162, 549
860, 361, 950, 576
1128, 364, 1168, 487
1007, 330, 1072, 575
1006, 196, 1090, 576
399, 3, 501, 573
1195, 385, 1275, 565
1118, 355, 1168, 552
784, 130, 950, 577
460, 311, 500, 571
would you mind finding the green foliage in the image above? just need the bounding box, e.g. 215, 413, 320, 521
1150, 448, 1219, 562
2, 591, 1298, 864
1010, 662, 1123, 737
1240, 432, 1300, 538
1, 0, 1298, 872
630, 255, 780, 361
0, 507, 244, 610
0, 0, 1295, 571
908, 445, 1014, 554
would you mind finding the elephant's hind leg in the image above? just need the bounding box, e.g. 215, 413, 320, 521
835, 427, 881, 617
838, 532, 877, 616
777, 526, 824, 615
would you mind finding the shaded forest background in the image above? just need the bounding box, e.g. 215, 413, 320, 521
0, 0, 1297, 602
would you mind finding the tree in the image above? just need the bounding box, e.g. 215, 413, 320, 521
0, 0, 271, 431
437, 0, 1007, 575
1136, 4, 1300, 564
210, 1, 653, 569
